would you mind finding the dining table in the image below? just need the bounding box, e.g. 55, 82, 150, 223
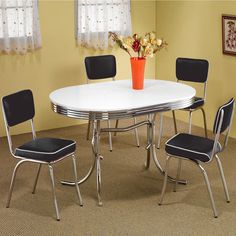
49, 79, 196, 205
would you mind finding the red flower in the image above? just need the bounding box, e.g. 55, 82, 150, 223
132, 40, 140, 52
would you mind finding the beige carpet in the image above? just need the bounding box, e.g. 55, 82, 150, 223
0, 115, 236, 235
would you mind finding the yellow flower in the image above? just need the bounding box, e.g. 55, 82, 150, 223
109, 31, 167, 58
144, 43, 154, 57
150, 39, 157, 45
124, 36, 134, 47
140, 37, 148, 46
156, 38, 163, 46
149, 32, 156, 40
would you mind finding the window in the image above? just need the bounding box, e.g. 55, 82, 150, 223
0, 0, 41, 54
76, 0, 132, 50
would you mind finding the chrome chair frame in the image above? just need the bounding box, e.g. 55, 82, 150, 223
159, 99, 235, 218
157, 58, 209, 149
2, 96, 83, 221
85, 55, 140, 151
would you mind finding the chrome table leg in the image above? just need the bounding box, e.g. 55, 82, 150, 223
156, 113, 163, 149
96, 154, 102, 206
107, 120, 113, 152
60, 159, 96, 186
93, 120, 103, 206
61, 120, 101, 205
86, 120, 91, 140
114, 120, 119, 136
159, 156, 171, 205
134, 117, 140, 147
145, 116, 151, 169
61, 120, 96, 186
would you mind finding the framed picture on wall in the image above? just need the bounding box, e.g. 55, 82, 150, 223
222, 14, 236, 55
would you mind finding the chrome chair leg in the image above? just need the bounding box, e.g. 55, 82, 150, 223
96, 155, 102, 206
32, 163, 42, 194
215, 155, 230, 203
114, 120, 119, 136
6, 160, 27, 208
172, 110, 178, 134
134, 117, 140, 147
201, 107, 208, 138
48, 164, 60, 221
173, 159, 182, 192
71, 155, 83, 206
107, 120, 113, 152
188, 111, 193, 134
197, 163, 218, 218
157, 113, 163, 149
159, 156, 171, 205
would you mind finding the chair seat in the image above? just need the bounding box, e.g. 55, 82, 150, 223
183, 96, 204, 110
15, 138, 76, 162
165, 133, 221, 162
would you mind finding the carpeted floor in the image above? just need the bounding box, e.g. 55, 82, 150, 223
0, 115, 235, 235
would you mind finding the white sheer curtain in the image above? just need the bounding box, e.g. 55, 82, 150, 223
0, 0, 41, 54
76, 0, 132, 50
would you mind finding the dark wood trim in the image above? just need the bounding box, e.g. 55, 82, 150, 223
222, 14, 236, 56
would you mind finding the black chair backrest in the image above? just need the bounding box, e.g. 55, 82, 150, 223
213, 98, 235, 134
2, 89, 35, 127
84, 55, 116, 80
176, 58, 209, 83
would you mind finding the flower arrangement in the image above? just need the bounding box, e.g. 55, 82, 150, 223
109, 31, 167, 58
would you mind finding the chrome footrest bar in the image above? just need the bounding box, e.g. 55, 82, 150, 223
101, 120, 149, 133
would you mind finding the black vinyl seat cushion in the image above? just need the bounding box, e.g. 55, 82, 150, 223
15, 138, 76, 162
165, 133, 221, 162
183, 96, 204, 110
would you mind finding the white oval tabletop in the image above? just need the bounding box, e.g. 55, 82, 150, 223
50, 79, 196, 120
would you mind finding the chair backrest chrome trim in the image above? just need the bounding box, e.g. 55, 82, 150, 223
210, 98, 235, 160
213, 98, 235, 134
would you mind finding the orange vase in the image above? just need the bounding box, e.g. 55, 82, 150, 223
130, 57, 146, 90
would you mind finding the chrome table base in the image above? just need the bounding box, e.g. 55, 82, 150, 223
145, 114, 187, 185
61, 114, 187, 205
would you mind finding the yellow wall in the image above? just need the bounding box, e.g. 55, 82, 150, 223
1, 1, 235, 139
0, 0, 156, 136
156, 1, 236, 138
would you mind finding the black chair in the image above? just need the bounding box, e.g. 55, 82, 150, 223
156, 58, 209, 149
159, 98, 235, 218
2, 90, 83, 221
85, 55, 140, 151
